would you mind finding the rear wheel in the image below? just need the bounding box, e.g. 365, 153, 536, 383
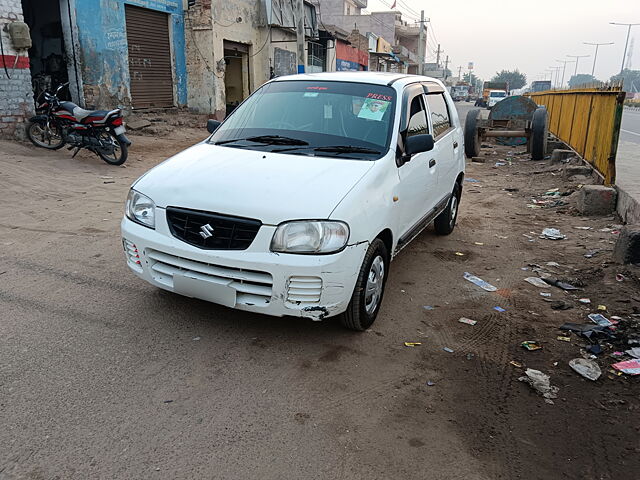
96, 131, 128, 165
339, 238, 389, 331
464, 109, 481, 158
434, 182, 461, 235
27, 121, 65, 150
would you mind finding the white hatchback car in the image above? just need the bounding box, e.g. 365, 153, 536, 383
121, 72, 465, 330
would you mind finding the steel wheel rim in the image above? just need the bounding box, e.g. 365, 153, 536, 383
450, 195, 458, 227
98, 133, 121, 161
31, 123, 62, 147
365, 255, 385, 315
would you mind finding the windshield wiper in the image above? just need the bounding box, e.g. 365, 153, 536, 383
215, 135, 308, 146
314, 145, 381, 154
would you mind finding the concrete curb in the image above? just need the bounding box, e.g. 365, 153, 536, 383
616, 185, 640, 225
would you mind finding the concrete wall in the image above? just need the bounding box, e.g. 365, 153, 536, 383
73, 0, 188, 109
0, 0, 35, 139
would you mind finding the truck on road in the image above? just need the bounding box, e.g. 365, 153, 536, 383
531, 80, 552, 92
476, 81, 509, 107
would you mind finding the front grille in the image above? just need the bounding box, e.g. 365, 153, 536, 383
146, 249, 273, 306
287, 276, 323, 305
165, 207, 261, 250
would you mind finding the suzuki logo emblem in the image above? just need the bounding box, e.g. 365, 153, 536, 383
199, 224, 214, 239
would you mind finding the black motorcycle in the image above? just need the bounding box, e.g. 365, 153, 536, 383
27, 83, 131, 165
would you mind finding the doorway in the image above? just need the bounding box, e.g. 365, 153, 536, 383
21, 0, 69, 101
223, 40, 249, 116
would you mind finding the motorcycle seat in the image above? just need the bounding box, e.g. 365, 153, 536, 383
59, 101, 121, 124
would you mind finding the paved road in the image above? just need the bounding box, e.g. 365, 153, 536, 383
620, 108, 640, 144
616, 109, 640, 210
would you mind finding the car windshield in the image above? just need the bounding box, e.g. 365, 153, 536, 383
490, 91, 507, 97
208, 80, 397, 160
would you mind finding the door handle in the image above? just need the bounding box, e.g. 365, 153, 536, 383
453, 141, 459, 149
429, 159, 436, 168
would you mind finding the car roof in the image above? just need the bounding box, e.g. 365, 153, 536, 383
271, 71, 444, 89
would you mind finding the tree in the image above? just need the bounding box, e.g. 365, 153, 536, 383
610, 69, 640, 93
463, 72, 480, 85
490, 69, 527, 89
568, 74, 598, 88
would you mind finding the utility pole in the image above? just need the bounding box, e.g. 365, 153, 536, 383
444, 55, 449, 79
583, 41, 614, 76
457, 65, 462, 80
435, 44, 442, 68
556, 59, 575, 88
418, 10, 426, 75
567, 54, 590, 77
610, 22, 640, 74
295, 0, 305, 73
549, 66, 562, 88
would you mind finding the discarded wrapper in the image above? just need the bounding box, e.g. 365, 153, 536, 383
458, 317, 477, 326
463, 272, 497, 292
611, 359, 640, 376
519, 368, 559, 403
578, 298, 591, 304
455, 252, 465, 256
569, 358, 601, 381
525, 277, 550, 288
597, 305, 607, 311
510, 361, 523, 368
494, 306, 506, 312
443, 347, 454, 353
540, 292, 552, 297
557, 336, 571, 342
404, 342, 422, 347
521, 341, 542, 351
588, 313, 613, 327
541, 228, 566, 240
626, 347, 640, 359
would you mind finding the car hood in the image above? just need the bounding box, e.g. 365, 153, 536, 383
133, 143, 376, 225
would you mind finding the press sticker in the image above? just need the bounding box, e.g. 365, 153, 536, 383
357, 98, 390, 121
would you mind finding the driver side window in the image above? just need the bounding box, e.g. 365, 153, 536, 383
407, 95, 428, 137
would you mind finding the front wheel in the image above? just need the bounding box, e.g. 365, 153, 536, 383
27, 121, 65, 150
339, 238, 389, 331
96, 131, 128, 165
434, 182, 461, 235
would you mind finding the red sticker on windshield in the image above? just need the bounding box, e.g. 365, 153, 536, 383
306, 86, 328, 90
367, 93, 393, 101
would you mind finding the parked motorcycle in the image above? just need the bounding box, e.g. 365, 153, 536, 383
27, 83, 131, 165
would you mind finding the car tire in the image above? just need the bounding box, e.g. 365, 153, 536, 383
339, 238, 389, 331
434, 182, 461, 236
464, 109, 481, 158
530, 107, 548, 161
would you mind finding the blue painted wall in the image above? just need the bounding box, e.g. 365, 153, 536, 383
74, 0, 187, 108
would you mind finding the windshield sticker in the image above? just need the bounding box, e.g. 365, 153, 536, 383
304, 92, 319, 97
306, 86, 328, 91
366, 93, 393, 101
357, 98, 390, 121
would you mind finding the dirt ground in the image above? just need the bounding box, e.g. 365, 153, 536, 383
1, 111, 639, 480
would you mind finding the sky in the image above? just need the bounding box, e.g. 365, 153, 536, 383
366, 0, 640, 85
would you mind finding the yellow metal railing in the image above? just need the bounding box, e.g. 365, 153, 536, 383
527, 84, 625, 185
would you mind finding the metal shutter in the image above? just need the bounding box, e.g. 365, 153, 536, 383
125, 5, 174, 108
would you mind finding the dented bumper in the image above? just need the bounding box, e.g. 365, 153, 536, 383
121, 213, 368, 320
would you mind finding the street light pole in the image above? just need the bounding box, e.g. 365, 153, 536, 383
556, 59, 575, 88
610, 22, 640, 74
583, 42, 614, 76
567, 54, 590, 77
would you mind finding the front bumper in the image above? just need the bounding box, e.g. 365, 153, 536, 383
120, 212, 368, 320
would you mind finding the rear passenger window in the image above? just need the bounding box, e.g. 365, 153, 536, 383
425, 94, 452, 138
407, 95, 428, 137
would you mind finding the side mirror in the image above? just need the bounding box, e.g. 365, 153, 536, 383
405, 134, 434, 157
207, 119, 221, 133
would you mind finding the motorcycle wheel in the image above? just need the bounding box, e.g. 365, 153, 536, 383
27, 121, 65, 150
96, 132, 128, 166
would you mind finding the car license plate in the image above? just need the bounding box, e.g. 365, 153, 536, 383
172, 274, 236, 308
114, 125, 126, 135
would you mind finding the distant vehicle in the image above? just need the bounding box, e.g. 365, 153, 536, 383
531, 80, 552, 92
487, 90, 508, 109
476, 81, 509, 107
450, 83, 470, 102
121, 72, 466, 331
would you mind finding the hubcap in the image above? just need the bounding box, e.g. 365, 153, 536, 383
364, 255, 385, 315
450, 195, 458, 227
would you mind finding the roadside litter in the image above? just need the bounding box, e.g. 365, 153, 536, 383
465, 178, 480, 183
426, 381, 435, 386
463, 272, 497, 292
541, 228, 566, 240
443, 347, 454, 353
518, 369, 559, 403
597, 305, 607, 311
525, 277, 549, 288
579, 298, 591, 304
510, 361, 523, 368
423, 305, 436, 311
616, 274, 626, 282
586, 344, 603, 355
458, 317, 477, 326
589, 313, 613, 327
521, 341, 542, 351
540, 292, 552, 297
560, 322, 613, 340
569, 358, 601, 381
557, 335, 571, 342
584, 250, 599, 258
611, 359, 640, 376
404, 342, 422, 347
493, 306, 506, 312
543, 278, 579, 291
626, 347, 640, 359
574, 226, 592, 230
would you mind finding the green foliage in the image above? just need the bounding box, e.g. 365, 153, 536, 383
463, 72, 480, 85
490, 69, 527, 90
610, 69, 640, 93
568, 74, 598, 88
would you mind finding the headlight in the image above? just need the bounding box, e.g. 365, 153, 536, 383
126, 189, 155, 229
271, 221, 349, 254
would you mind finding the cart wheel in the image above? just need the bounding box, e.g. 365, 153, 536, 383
464, 109, 482, 158
530, 107, 548, 160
